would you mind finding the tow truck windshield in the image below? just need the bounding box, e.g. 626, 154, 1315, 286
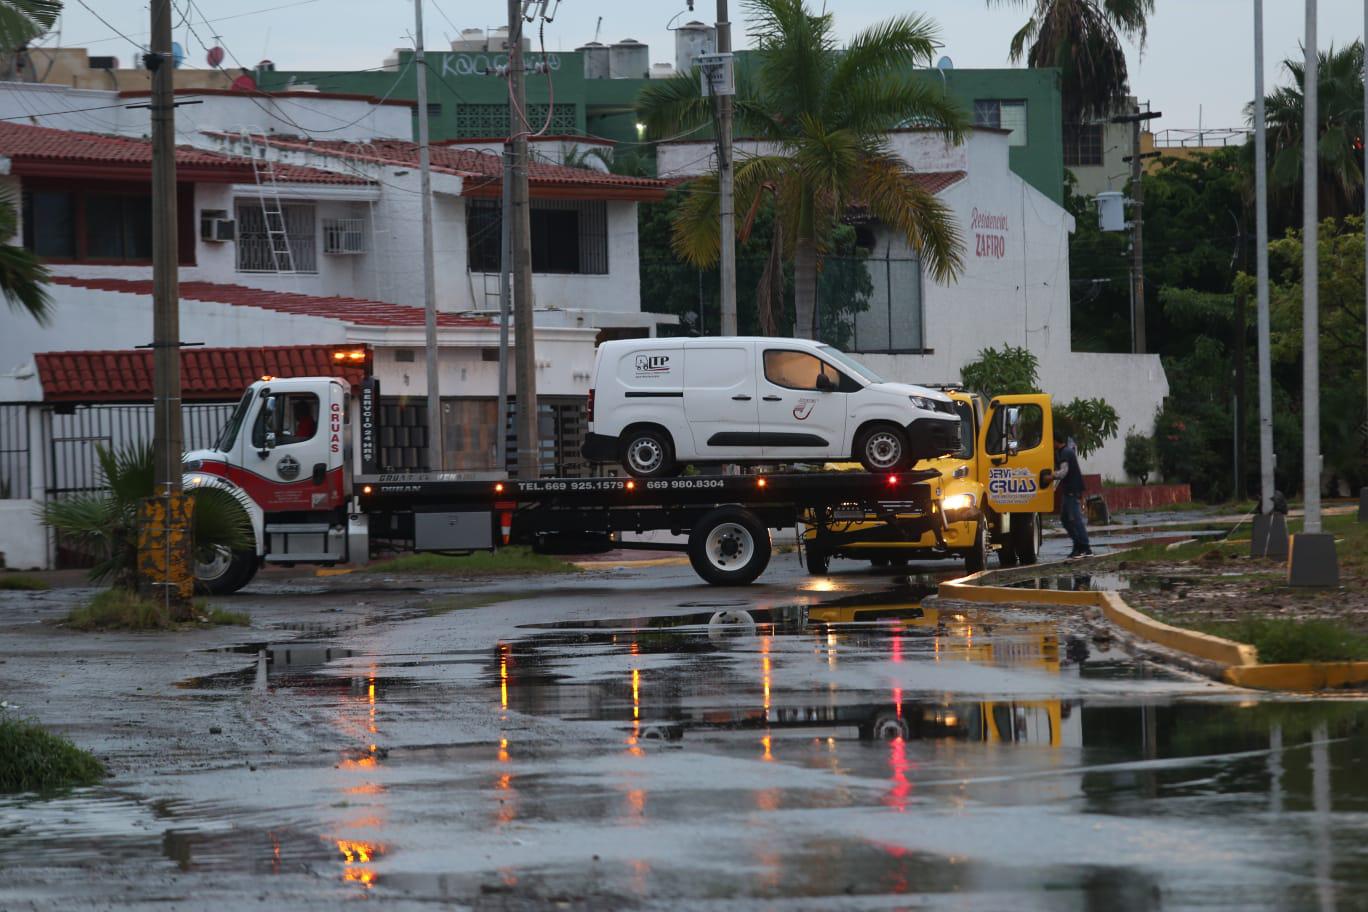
213, 389, 254, 452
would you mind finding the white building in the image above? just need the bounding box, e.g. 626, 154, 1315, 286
0, 84, 672, 568
659, 127, 1169, 480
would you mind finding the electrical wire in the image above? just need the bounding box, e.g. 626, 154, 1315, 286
70, 0, 143, 51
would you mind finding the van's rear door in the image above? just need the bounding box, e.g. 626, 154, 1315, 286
682, 342, 759, 458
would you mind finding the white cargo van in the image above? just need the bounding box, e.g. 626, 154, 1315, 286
582, 338, 963, 477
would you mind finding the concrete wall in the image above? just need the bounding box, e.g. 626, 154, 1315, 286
0, 499, 45, 569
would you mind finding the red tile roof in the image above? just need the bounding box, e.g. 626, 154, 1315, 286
50, 276, 494, 329
36, 345, 371, 403
0, 122, 366, 185
224, 134, 671, 201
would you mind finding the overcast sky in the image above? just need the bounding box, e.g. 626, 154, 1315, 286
62, 1, 1368, 131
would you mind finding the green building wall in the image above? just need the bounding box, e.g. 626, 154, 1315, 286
259, 52, 1062, 204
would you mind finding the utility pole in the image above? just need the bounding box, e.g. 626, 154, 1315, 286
497, 141, 512, 472
1361, 0, 1368, 522
1113, 105, 1161, 354
1289, 0, 1338, 585
508, 0, 539, 479
142, 0, 192, 610
414, 0, 443, 472
716, 0, 737, 336
1253, 0, 1277, 519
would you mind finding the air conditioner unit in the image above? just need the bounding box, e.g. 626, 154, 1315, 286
323, 217, 366, 255
200, 210, 235, 242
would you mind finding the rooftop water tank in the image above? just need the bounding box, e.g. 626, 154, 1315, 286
674, 20, 715, 73
452, 28, 485, 51
609, 38, 649, 79
650, 62, 676, 80
578, 41, 609, 79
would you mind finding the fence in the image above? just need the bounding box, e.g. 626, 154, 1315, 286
0, 405, 27, 500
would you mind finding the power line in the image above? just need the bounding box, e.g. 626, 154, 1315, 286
70, 0, 144, 52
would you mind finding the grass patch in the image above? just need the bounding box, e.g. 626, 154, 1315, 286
65, 590, 247, 631
426, 591, 525, 616
67, 589, 174, 631
1191, 618, 1368, 664
204, 607, 251, 626
0, 714, 105, 793
362, 547, 578, 577
0, 574, 49, 590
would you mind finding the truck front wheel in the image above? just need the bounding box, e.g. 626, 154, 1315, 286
195, 546, 259, 595
1011, 513, 1041, 565
689, 506, 771, 586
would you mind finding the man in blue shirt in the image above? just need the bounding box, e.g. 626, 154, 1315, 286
1054, 431, 1093, 558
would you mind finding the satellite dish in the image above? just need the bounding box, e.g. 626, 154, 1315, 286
170, 41, 185, 68
936, 56, 953, 70
206, 46, 225, 68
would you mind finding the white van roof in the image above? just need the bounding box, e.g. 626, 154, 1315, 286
598, 337, 827, 350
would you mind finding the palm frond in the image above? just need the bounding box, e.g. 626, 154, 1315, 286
856, 153, 964, 284
190, 487, 255, 560
0, 193, 51, 325
745, 0, 835, 129
825, 14, 941, 116
636, 71, 713, 139
670, 154, 789, 267
831, 78, 969, 144
0, 0, 60, 51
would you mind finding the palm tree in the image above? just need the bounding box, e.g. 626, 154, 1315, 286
0, 0, 60, 53
43, 443, 253, 599
1257, 41, 1365, 224
638, 0, 967, 339
0, 193, 52, 324
991, 0, 1154, 123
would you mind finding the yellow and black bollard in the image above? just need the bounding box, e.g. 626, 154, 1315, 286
137, 492, 195, 618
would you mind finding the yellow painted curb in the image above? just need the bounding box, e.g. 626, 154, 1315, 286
1097, 591, 1258, 667
573, 556, 692, 570
938, 575, 1106, 608
315, 567, 355, 577
1224, 662, 1368, 691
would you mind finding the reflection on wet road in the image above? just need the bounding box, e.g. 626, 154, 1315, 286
2, 570, 1367, 910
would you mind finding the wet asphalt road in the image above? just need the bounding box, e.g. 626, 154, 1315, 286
2, 549, 1367, 911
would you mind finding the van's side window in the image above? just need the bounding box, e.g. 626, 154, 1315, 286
763, 350, 843, 391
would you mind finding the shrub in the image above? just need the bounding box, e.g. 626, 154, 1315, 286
1124, 432, 1156, 484
0, 714, 105, 793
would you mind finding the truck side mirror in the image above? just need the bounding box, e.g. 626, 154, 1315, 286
815, 372, 835, 392
258, 396, 279, 457
1007, 439, 1021, 457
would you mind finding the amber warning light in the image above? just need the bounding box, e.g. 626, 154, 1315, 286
333, 349, 368, 362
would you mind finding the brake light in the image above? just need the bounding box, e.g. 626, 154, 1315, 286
586, 388, 595, 423
887, 475, 899, 486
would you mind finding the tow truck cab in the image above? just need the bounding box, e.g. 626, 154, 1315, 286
803, 388, 1055, 573
184, 374, 360, 591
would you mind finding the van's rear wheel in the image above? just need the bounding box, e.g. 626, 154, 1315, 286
620, 427, 675, 478
855, 424, 912, 473
689, 506, 771, 586
195, 547, 258, 595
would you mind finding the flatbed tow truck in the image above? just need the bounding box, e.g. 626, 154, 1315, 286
184, 348, 948, 592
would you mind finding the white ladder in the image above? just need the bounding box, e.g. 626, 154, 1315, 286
240, 129, 296, 275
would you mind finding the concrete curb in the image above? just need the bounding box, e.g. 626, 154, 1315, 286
938, 567, 1368, 692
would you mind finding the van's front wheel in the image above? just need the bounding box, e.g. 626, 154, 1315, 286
855, 424, 912, 473
620, 427, 675, 478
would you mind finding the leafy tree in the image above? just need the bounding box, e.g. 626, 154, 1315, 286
959, 344, 1040, 399
1256, 41, 1365, 224
42, 444, 253, 601
638, 0, 967, 338
0, 192, 51, 324
991, 0, 1154, 123
1055, 398, 1119, 459
1123, 431, 1154, 484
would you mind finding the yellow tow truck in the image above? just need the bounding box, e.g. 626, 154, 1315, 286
803, 388, 1055, 575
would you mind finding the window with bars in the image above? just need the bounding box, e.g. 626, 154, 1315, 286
973, 99, 1028, 147
466, 199, 608, 275
452, 102, 577, 136
235, 202, 318, 273
1063, 122, 1105, 166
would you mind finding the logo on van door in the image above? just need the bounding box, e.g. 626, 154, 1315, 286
792, 398, 817, 420
634, 354, 672, 377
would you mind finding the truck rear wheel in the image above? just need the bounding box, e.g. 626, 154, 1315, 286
689, 506, 771, 586
963, 521, 990, 575
195, 546, 258, 595
1011, 512, 1041, 565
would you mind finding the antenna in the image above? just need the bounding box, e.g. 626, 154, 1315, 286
594, 15, 602, 43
